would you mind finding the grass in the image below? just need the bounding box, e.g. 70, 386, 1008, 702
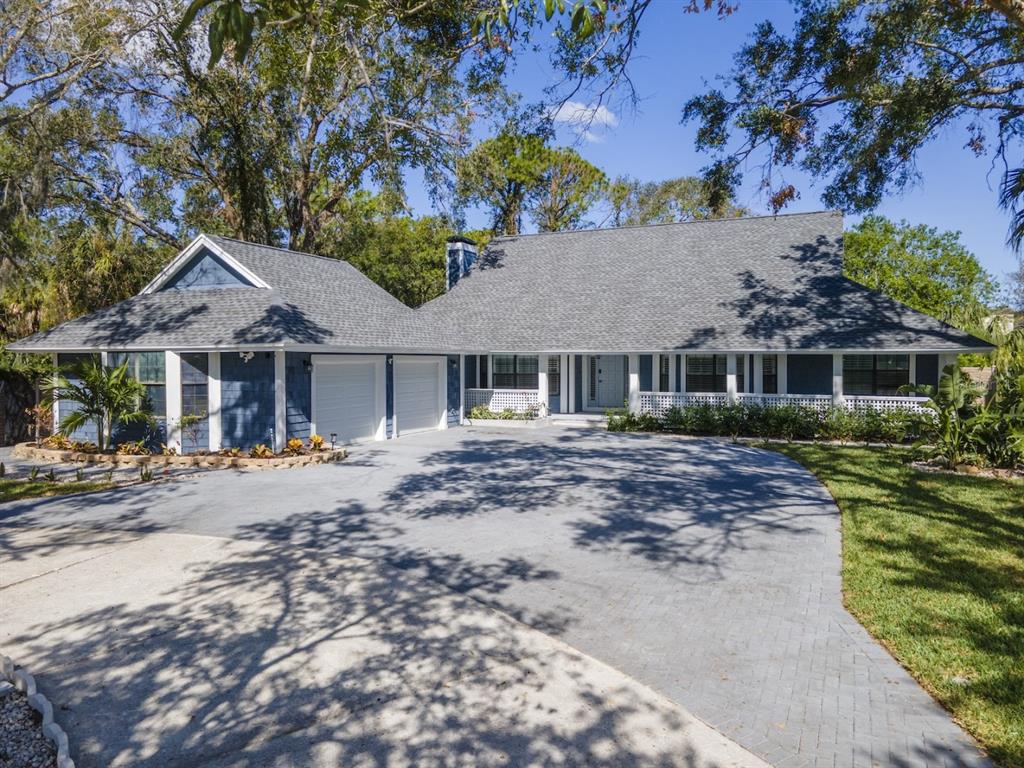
770, 444, 1023, 768
0, 478, 114, 504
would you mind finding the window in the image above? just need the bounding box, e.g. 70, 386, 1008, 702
843, 354, 909, 396
686, 355, 727, 392
181, 353, 209, 419
762, 355, 778, 394
547, 356, 560, 396
109, 352, 166, 416
492, 355, 539, 390
659, 355, 670, 392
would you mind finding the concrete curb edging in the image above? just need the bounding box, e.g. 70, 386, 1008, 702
1, 654, 74, 768
12, 442, 347, 470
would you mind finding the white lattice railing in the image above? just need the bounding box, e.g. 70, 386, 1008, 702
465, 388, 540, 414
640, 391, 930, 419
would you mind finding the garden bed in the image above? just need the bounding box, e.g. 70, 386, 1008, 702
463, 417, 547, 429
12, 442, 346, 470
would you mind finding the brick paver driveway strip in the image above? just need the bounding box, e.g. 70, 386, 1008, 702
0, 428, 993, 768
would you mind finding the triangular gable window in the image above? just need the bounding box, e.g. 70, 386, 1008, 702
160, 247, 255, 290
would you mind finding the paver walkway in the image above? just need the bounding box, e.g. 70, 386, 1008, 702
0, 428, 992, 767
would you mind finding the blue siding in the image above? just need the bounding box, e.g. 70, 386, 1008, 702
916, 354, 939, 389
549, 393, 561, 412
285, 352, 312, 440
162, 247, 253, 290
639, 355, 653, 391
386, 355, 395, 438
574, 355, 583, 413
56, 353, 100, 443
788, 354, 832, 395
447, 355, 461, 426
220, 351, 276, 450
465, 355, 478, 388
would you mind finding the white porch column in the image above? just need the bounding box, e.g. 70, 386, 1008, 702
560, 354, 569, 413
627, 354, 640, 414
909, 353, 917, 386
938, 353, 957, 374
486, 354, 493, 388
726, 353, 738, 404
537, 354, 549, 415
567, 355, 576, 413
680, 354, 687, 394
274, 349, 286, 452
778, 353, 788, 395
208, 352, 222, 451
667, 353, 677, 393
753, 354, 764, 395
51, 352, 59, 432
165, 351, 182, 452
459, 354, 465, 423
832, 352, 845, 406
652, 354, 662, 393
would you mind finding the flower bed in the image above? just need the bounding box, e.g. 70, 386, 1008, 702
12, 439, 346, 470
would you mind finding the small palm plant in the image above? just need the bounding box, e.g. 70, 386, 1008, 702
904, 364, 984, 468
47, 359, 150, 453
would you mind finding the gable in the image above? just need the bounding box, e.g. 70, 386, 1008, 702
160, 247, 256, 290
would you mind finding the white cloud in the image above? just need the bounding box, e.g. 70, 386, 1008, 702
549, 101, 619, 142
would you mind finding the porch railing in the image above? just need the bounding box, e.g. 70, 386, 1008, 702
639, 392, 931, 419
465, 388, 540, 414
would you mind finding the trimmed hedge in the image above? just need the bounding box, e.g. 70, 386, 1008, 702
607, 403, 934, 444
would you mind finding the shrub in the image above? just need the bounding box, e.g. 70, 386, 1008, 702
308, 434, 326, 451
116, 440, 150, 456
220, 447, 243, 457
42, 434, 73, 450
249, 443, 273, 459
285, 437, 305, 455
160, 444, 178, 456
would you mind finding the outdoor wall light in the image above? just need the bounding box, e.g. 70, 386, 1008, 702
239, 351, 255, 363
303, 358, 313, 374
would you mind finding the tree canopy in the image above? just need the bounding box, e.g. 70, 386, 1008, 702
844, 215, 998, 333
604, 175, 747, 227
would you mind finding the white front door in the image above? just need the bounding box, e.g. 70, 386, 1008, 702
394, 356, 446, 436
588, 354, 626, 409
312, 356, 385, 443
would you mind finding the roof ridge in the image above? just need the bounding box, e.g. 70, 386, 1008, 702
488, 210, 841, 243
210, 235, 357, 268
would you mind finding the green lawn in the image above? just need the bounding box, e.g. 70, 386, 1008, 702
0, 478, 114, 504
770, 444, 1023, 768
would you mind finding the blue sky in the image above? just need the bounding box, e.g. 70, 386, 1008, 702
410, 0, 1020, 290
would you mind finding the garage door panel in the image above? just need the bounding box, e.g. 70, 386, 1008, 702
314, 360, 380, 443
395, 358, 443, 436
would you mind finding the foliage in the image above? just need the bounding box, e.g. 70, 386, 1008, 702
116, 440, 150, 456
308, 434, 326, 451
285, 437, 305, 455
178, 411, 208, 455
0, 478, 114, 503
139, 465, 153, 482
681, 1, 1024, 248
531, 147, 607, 232
603, 175, 747, 227
772, 444, 1023, 766
467, 404, 538, 420
844, 216, 998, 332
47, 359, 150, 452
249, 443, 274, 458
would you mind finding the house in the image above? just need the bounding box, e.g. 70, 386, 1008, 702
7, 211, 992, 452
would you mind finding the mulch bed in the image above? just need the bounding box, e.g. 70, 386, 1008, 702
0, 691, 56, 768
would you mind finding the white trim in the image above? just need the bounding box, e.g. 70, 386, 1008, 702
567, 354, 576, 413
459, 354, 465, 424
627, 354, 640, 414
310, 354, 386, 442
832, 352, 845, 406
393, 355, 447, 437
208, 352, 222, 451
274, 350, 286, 452
559, 354, 569, 414
726, 354, 738, 405
141, 235, 272, 294
909, 353, 917, 385
753, 354, 764, 395
668, 354, 677, 393
680, 354, 687, 394
165, 351, 183, 452
51, 352, 59, 432
537, 354, 549, 415
778, 353, 788, 395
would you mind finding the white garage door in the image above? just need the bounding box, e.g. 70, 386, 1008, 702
313, 357, 383, 443
395, 357, 445, 436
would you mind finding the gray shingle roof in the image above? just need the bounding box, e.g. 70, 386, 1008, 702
8, 212, 992, 354
7, 237, 441, 352
417, 211, 991, 352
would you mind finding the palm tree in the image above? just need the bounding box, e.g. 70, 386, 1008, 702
47, 358, 150, 451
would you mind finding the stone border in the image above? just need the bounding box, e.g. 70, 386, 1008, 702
463, 418, 548, 429
11, 442, 347, 470
1, 655, 74, 768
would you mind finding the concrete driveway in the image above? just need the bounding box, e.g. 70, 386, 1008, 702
1, 427, 991, 767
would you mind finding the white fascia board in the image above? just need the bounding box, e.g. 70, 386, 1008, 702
140, 234, 272, 294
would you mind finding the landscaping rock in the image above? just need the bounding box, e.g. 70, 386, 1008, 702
0, 691, 56, 768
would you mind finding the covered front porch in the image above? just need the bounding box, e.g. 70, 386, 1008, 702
461, 352, 947, 418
